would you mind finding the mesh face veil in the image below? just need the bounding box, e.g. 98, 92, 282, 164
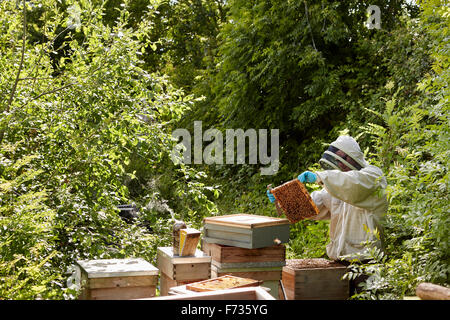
319, 145, 363, 171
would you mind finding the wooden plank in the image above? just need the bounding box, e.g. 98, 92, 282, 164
88, 275, 157, 289
88, 285, 156, 300
203, 242, 285, 264
204, 214, 289, 229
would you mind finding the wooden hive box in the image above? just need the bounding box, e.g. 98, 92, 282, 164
202, 242, 286, 299
157, 247, 211, 296
203, 214, 290, 249
76, 258, 158, 300
202, 242, 286, 267
282, 259, 349, 300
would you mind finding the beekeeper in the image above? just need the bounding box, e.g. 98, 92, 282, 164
267, 135, 388, 263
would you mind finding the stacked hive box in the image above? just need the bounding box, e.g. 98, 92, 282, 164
157, 246, 211, 296
202, 214, 290, 299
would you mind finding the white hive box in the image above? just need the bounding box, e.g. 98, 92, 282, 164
76, 258, 159, 300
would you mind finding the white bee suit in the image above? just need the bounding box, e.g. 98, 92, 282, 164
310, 137, 388, 261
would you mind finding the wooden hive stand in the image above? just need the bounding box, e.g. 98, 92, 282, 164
157, 246, 211, 296
76, 258, 159, 300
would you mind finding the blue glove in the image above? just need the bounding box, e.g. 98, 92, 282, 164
266, 190, 276, 203
298, 171, 317, 183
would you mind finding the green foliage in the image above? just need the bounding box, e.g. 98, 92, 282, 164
347, 0, 449, 299
1, 0, 447, 300
0, 0, 218, 299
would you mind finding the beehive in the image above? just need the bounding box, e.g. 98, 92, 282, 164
282, 259, 349, 300
202, 242, 286, 299
157, 247, 211, 296
76, 258, 158, 300
270, 179, 319, 223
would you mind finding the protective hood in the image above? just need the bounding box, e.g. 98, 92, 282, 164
319, 136, 367, 171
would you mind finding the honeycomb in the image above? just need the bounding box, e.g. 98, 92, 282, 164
270, 179, 319, 223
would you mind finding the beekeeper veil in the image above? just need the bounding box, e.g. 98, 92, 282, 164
319, 136, 367, 171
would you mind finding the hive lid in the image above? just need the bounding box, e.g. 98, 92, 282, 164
204, 214, 290, 229
76, 258, 158, 278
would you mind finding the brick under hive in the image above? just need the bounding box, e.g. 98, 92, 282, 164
270, 179, 319, 223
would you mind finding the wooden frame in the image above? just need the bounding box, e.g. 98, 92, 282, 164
185, 275, 261, 292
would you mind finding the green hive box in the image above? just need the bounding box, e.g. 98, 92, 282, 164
203, 214, 290, 249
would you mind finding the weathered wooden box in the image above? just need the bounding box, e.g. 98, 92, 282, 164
203, 242, 286, 266
157, 247, 211, 296
282, 259, 349, 300
203, 214, 290, 249
76, 258, 158, 300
